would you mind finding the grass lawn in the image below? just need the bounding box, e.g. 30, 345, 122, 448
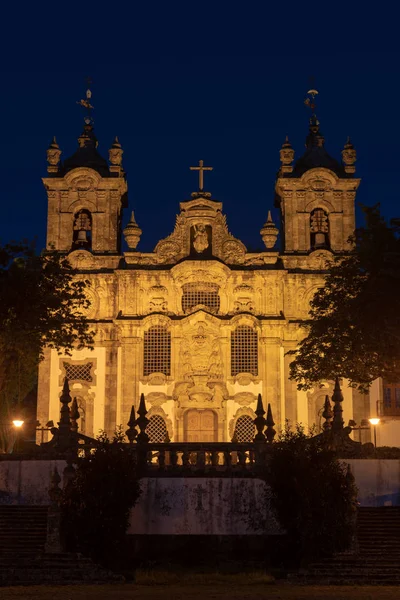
1, 582, 400, 600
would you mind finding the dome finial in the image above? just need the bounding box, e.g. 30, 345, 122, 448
46, 137, 61, 174
279, 136, 294, 174
342, 137, 357, 174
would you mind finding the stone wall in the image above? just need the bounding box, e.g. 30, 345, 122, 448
0, 460, 66, 505
1, 459, 399, 529
128, 477, 280, 535
347, 459, 400, 507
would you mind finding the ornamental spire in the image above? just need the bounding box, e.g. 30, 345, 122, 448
304, 87, 324, 148
76, 77, 97, 149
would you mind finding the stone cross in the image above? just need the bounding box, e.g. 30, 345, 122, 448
190, 160, 213, 191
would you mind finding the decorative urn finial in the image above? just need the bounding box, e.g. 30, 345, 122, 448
109, 136, 124, 174
123, 211, 142, 250
260, 211, 279, 249
342, 137, 357, 174
46, 137, 61, 174
279, 136, 295, 174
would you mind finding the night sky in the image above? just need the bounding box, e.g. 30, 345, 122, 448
0, 5, 398, 253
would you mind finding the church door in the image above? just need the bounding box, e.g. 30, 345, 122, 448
185, 409, 217, 442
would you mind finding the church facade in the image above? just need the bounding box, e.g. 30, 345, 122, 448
37, 108, 367, 443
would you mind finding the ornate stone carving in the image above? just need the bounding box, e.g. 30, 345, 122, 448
156, 240, 181, 263
222, 240, 246, 264
148, 285, 168, 313
232, 392, 257, 407
146, 392, 168, 407
309, 177, 330, 191
180, 323, 223, 381
67, 249, 96, 270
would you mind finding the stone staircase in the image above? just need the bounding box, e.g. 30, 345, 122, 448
301, 507, 400, 584
0, 505, 48, 557
0, 505, 123, 585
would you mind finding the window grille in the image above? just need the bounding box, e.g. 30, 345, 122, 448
182, 283, 220, 313
231, 326, 258, 376
143, 326, 171, 376
64, 362, 93, 382
146, 415, 168, 443
234, 415, 255, 442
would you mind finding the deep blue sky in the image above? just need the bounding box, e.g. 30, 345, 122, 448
0, 4, 398, 252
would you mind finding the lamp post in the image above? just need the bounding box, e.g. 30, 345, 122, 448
12, 418, 25, 453
368, 417, 380, 448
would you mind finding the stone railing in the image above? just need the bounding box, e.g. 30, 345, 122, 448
133, 442, 270, 476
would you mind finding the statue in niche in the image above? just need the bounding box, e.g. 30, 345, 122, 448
193, 224, 209, 254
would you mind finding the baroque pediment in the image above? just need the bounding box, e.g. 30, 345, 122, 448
151, 196, 247, 265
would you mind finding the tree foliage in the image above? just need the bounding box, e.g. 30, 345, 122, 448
266, 424, 358, 564
289, 206, 400, 392
0, 242, 94, 426
61, 430, 141, 568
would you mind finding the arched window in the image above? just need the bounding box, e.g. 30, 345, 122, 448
231, 325, 258, 376
182, 283, 220, 313
310, 208, 329, 249
73, 209, 92, 249
143, 325, 171, 376
233, 415, 255, 442
146, 414, 168, 443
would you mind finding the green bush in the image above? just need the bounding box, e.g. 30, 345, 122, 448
61, 429, 141, 568
265, 424, 358, 565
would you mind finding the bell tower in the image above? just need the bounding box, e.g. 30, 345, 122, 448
275, 89, 360, 254
43, 86, 127, 254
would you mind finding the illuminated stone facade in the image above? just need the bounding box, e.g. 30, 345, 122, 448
37, 117, 366, 442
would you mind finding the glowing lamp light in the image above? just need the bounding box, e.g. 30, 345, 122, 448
12, 419, 24, 428
369, 418, 380, 426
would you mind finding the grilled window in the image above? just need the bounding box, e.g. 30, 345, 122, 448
231, 326, 258, 376
143, 326, 171, 376
234, 415, 255, 442
182, 283, 220, 313
64, 362, 93, 382
146, 415, 168, 443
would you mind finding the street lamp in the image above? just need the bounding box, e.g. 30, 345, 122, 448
368, 417, 380, 448
12, 417, 25, 453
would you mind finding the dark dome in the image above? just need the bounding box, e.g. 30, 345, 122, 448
62, 146, 110, 177
291, 146, 346, 177
60, 122, 111, 177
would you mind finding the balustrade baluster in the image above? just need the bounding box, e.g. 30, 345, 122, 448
158, 448, 166, 470
224, 450, 232, 470
182, 449, 190, 468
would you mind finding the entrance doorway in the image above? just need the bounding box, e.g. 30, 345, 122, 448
184, 409, 217, 442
